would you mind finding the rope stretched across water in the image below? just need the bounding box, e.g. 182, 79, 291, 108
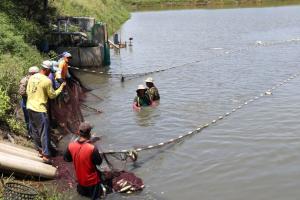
69, 48, 244, 81
69, 51, 234, 81
69, 38, 300, 82
102, 71, 300, 156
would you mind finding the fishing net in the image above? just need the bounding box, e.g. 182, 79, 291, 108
98, 151, 138, 173
47, 74, 144, 195
111, 171, 144, 193
49, 79, 84, 134
52, 156, 77, 191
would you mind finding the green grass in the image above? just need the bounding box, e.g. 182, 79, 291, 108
0, 1, 44, 134
50, 0, 130, 35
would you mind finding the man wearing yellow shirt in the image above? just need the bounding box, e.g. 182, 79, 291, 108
26, 60, 66, 163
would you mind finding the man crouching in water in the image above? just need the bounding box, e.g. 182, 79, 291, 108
64, 122, 104, 199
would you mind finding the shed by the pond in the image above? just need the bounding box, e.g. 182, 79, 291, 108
45, 17, 110, 67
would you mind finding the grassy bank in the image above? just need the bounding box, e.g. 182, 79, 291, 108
50, 0, 130, 35
0, 0, 129, 193
0, 2, 129, 198
123, 0, 300, 10
0, 0, 129, 136
0, 1, 44, 136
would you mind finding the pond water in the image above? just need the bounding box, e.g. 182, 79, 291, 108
74, 5, 300, 200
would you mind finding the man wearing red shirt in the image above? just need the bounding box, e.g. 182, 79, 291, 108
64, 122, 103, 199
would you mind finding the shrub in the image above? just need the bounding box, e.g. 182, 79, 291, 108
0, 87, 10, 120
50, 0, 130, 35
0, 11, 43, 133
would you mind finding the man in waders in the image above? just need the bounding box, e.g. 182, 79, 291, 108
18, 66, 39, 138
64, 122, 104, 200
133, 84, 152, 108
26, 61, 66, 163
145, 77, 160, 101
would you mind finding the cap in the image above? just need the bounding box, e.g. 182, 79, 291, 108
145, 77, 153, 83
41, 60, 52, 69
63, 52, 72, 58
79, 121, 93, 136
28, 66, 39, 73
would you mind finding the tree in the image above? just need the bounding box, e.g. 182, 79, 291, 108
10, 0, 49, 23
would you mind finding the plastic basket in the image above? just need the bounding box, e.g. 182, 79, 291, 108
4, 182, 38, 200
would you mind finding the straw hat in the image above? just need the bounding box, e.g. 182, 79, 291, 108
136, 84, 146, 92
145, 77, 153, 83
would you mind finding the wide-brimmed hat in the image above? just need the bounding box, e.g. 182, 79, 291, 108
136, 84, 146, 92
41, 60, 52, 69
145, 77, 153, 83
28, 66, 39, 73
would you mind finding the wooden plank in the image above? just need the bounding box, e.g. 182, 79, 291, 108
108, 40, 120, 49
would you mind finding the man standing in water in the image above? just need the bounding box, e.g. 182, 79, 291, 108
64, 122, 104, 199
26, 61, 66, 163
145, 77, 160, 101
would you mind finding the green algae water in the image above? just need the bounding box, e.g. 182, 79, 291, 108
74, 5, 300, 200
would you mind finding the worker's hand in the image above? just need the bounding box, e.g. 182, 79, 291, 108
61, 82, 67, 88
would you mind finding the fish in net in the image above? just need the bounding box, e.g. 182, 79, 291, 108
97, 150, 144, 195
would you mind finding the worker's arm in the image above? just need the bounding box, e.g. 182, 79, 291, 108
63, 147, 73, 162
133, 97, 140, 107
92, 146, 102, 166
145, 93, 153, 106
47, 81, 65, 99
146, 89, 153, 101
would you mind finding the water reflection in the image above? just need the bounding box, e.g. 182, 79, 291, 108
134, 103, 160, 127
